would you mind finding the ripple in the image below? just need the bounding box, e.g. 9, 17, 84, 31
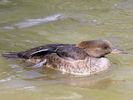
0, 75, 14, 83
45, 92, 82, 100
0, 0, 11, 5
2, 13, 64, 30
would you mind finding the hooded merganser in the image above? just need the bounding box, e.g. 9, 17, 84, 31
2, 40, 125, 76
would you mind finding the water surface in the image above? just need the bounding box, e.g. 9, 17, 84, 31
0, 0, 133, 100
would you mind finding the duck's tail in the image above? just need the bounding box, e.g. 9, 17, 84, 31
2, 52, 19, 58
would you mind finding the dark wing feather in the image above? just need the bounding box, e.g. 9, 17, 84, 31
3, 44, 88, 60
2, 44, 74, 59
15, 44, 75, 59
56, 46, 88, 60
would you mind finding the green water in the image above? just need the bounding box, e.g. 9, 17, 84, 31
0, 0, 133, 100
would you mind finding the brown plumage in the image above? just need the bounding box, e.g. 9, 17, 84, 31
2, 40, 125, 76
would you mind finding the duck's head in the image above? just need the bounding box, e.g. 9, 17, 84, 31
78, 40, 126, 58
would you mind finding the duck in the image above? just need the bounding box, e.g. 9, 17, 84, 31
2, 40, 125, 76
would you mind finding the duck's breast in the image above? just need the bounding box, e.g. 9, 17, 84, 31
45, 54, 111, 76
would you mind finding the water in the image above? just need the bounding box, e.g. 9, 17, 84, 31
0, 0, 133, 100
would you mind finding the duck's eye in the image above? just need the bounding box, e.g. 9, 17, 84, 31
103, 46, 108, 49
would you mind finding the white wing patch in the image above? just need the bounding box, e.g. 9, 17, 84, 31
31, 49, 49, 56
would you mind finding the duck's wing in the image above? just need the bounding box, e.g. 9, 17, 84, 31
55, 46, 88, 60
2, 44, 75, 59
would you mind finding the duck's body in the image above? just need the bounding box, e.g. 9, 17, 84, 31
2, 40, 123, 76
45, 54, 110, 75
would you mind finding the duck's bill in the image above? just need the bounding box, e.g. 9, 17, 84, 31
111, 48, 128, 54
